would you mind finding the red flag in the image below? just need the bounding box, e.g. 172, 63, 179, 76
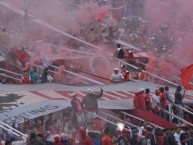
180, 64, 193, 90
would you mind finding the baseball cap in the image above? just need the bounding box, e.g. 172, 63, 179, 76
139, 88, 145, 92
114, 67, 119, 71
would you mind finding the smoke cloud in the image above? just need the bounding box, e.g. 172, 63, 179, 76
144, 0, 193, 77
3, 0, 193, 83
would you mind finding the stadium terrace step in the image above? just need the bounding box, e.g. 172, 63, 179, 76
130, 109, 176, 129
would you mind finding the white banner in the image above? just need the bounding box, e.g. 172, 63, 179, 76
0, 100, 70, 125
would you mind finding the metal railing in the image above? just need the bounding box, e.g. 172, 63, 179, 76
0, 120, 28, 140
83, 109, 145, 137
121, 111, 163, 129
158, 106, 193, 127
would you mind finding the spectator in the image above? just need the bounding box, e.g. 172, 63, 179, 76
60, 134, 72, 145
175, 85, 184, 124
9, 133, 16, 142
28, 133, 44, 145
159, 87, 167, 120
126, 50, 135, 65
42, 132, 53, 145
67, 137, 73, 145
125, 69, 130, 81
53, 136, 63, 145
180, 130, 189, 145
79, 127, 93, 145
174, 127, 185, 145
164, 86, 173, 121
117, 128, 130, 145
45, 114, 56, 133
36, 120, 44, 134
152, 89, 160, 116
104, 118, 116, 137
183, 113, 192, 124
88, 132, 100, 145
120, 65, 127, 80
165, 86, 174, 104
133, 88, 146, 110
138, 121, 149, 137
171, 106, 178, 125
110, 67, 124, 83
86, 123, 94, 134
101, 128, 113, 145
41, 68, 49, 83
70, 92, 85, 127
115, 43, 124, 59
130, 134, 139, 145
37, 134, 47, 145
30, 67, 39, 84
135, 67, 146, 81
144, 88, 151, 111
154, 128, 163, 145
167, 128, 176, 145
92, 117, 104, 131
22, 70, 31, 84
139, 127, 156, 145
81, 88, 103, 122
162, 129, 170, 145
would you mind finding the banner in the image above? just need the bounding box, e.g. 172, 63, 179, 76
0, 100, 70, 125
180, 64, 193, 90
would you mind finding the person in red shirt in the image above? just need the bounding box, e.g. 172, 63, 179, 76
159, 87, 167, 120
79, 127, 93, 145
159, 87, 167, 108
120, 128, 130, 144
71, 92, 85, 127
101, 128, 113, 145
68, 137, 74, 145
120, 65, 127, 81
125, 69, 130, 81
53, 136, 63, 145
133, 88, 146, 110
144, 88, 151, 111
126, 50, 135, 65
120, 65, 130, 81
22, 70, 31, 84
135, 67, 146, 81
120, 65, 127, 75
92, 117, 104, 131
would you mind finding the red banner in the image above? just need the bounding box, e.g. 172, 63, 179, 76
180, 64, 193, 90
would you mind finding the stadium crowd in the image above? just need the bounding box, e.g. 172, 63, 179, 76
0, 1, 193, 145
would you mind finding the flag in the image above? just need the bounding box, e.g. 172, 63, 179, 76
180, 64, 193, 90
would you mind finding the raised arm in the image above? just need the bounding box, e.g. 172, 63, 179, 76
97, 88, 104, 98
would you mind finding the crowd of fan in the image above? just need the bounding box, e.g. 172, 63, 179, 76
1, 109, 193, 145
20, 124, 193, 145
133, 85, 193, 126
0, 1, 193, 145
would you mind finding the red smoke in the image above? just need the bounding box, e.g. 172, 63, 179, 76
145, 0, 193, 78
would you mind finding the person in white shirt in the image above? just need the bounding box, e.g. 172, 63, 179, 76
110, 67, 124, 83
174, 127, 185, 145
152, 89, 161, 116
